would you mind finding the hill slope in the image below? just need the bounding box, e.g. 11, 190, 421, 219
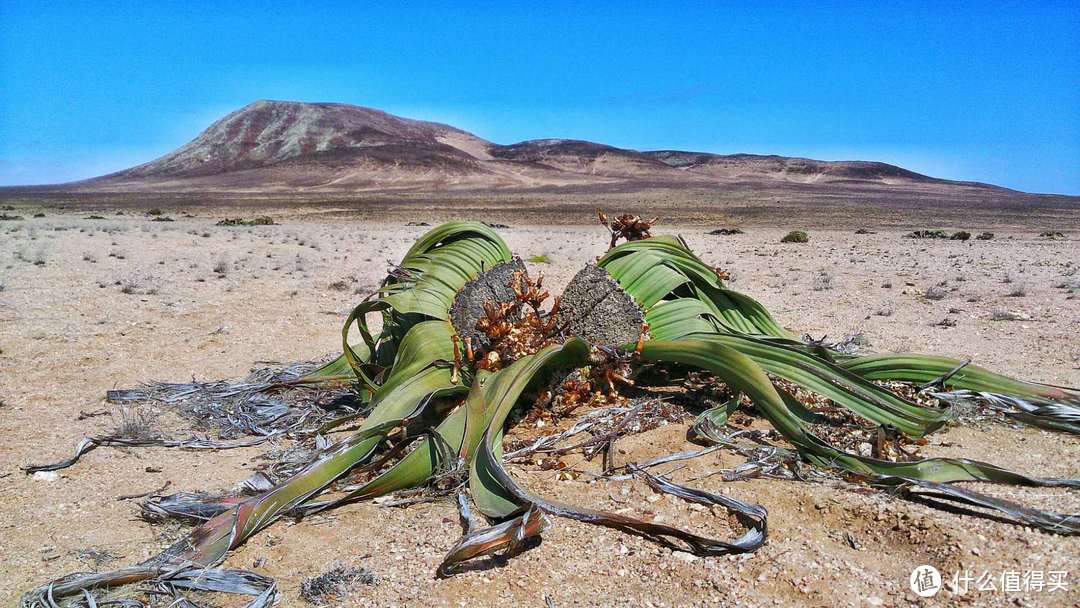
39, 100, 1038, 197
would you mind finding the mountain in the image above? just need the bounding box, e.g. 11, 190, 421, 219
37, 100, 1043, 197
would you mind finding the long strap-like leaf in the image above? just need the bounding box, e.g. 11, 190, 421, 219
443, 340, 768, 573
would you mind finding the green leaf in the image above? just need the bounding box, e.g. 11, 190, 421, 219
696, 333, 949, 437
341, 222, 511, 385
598, 235, 793, 338
638, 338, 1078, 487
469, 340, 591, 518
842, 353, 1080, 404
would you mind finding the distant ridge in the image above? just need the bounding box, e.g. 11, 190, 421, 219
19, 100, 1062, 200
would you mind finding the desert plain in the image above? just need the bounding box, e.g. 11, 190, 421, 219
0, 194, 1078, 607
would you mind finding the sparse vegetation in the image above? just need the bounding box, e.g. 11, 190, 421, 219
300, 564, 377, 605
812, 271, 833, 291
991, 309, 1031, 321
976, 231, 994, 240
527, 254, 552, 264
950, 230, 971, 241
708, 227, 744, 235
906, 229, 947, 239
780, 230, 809, 243
1006, 284, 1028, 297
115, 273, 159, 296
1055, 276, 1080, 293
24, 246, 50, 266
924, 284, 948, 300
216, 216, 275, 226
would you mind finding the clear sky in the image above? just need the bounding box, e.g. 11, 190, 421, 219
1, 1, 1077, 193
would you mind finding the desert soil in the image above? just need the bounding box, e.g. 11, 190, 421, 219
0, 204, 1078, 607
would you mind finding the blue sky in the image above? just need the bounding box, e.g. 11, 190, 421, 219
1, 1, 1077, 193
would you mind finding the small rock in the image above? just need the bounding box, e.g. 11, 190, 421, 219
32, 471, 60, 482
671, 551, 699, 563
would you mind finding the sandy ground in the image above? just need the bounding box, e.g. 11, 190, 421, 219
1, 208, 1078, 607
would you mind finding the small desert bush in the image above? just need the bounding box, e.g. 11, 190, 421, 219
991, 310, 1029, 321
780, 230, 809, 243
1006, 284, 1028, 297
812, 272, 833, 291
906, 229, 947, 239
217, 216, 275, 226
924, 285, 948, 301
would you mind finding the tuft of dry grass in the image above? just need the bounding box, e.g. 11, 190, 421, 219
991, 310, 1031, 321
812, 271, 833, 291
113, 407, 158, 442
299, 564, 377, 605
924, 285, 948, 301
1006, 284, 1028, 297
